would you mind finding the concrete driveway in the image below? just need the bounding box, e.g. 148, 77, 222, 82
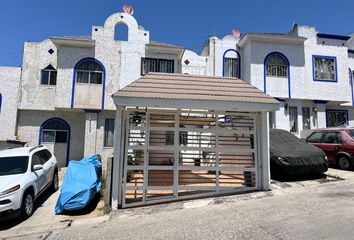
0, 181, 104, 239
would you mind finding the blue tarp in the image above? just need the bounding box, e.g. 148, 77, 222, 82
55, 154, 102, 214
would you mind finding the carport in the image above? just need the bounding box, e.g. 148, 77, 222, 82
111, 73, 279, 208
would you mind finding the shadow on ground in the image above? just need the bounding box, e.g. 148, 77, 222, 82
271, 173, 327, 182
0, 189, 55, 231
59, 193, 101, 216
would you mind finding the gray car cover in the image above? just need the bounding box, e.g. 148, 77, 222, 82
270, 129, 328, 177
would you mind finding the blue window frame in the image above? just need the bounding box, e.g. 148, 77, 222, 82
312, 55, 337, 82
0, 93, 2, 113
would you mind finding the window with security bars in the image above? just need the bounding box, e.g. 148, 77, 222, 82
141, 58, 174, 75
302, 107, 311, 130
265, 53, 288, 77
327, 110, 347, 127
224, 58, 239, 78
313, 56, 336, 81
289, 106, 298, 133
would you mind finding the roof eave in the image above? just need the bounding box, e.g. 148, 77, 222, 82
113, 96, 280, 112
50, 37, 95, 48
237, 34, 306, 48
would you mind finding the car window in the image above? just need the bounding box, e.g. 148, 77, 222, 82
37, 149, 52, 164
323, 132, 342, 144
347, 130, 354, 140
307, 132, 323, 143
31, 153, 42, 168
0, 156, 29, 176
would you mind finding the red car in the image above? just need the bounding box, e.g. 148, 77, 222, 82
306, 128, 354, 170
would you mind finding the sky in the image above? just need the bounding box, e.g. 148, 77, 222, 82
0, 0, 353, 66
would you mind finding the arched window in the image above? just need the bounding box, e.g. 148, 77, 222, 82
76, 60, 103, 84
223, 50, 240, 78
265, 53, 288, 77
41, 64, 57, 85
41, 118, 70, 143
114, 23, 128, 41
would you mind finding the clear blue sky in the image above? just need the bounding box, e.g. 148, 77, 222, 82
0, 0, 353, 66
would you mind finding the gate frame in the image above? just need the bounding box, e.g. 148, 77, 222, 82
118, 108, 262, 208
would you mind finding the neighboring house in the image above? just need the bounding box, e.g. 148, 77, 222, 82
0, 10, 353, 169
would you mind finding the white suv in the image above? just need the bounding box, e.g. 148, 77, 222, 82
0, 145, 58, 220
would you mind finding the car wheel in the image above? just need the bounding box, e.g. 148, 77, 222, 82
338, 156, 351, 170
21, 192, 34, 219
51, 170, 59, 192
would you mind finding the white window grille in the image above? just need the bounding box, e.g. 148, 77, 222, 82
265, 53, 288, 77
314, 56, 336, 81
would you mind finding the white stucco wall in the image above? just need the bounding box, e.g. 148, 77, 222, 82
17, 110, 85, 161
0, 67, 21, 140
19, 40, 58, 110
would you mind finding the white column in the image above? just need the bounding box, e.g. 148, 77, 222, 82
111, 106, 124, 210
257, 111, 270, 191
84, 111, 98, 156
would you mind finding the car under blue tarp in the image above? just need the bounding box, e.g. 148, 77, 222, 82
55, 154, 102, 214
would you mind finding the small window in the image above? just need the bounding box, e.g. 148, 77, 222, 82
41, 65, 57, 85
323, 132, 342, 144
289, 106, 298, 133
327, 110, 347, 127
302, 107, 311, 130
224, 58, 239, 78
104, 119, 115, 147
313, 56, 337, 81
76, 60, 103, 84
165, 131, 174, 145
307, 132, 323, 143
141, 58, 174, 75
42, 130, 68, 143
265, 53, 288, 77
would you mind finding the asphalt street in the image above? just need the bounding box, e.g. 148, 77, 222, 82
50, 178, 354, 240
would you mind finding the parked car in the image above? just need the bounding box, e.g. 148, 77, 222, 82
306, 128, 354, 170
0, 145, 58, 220
270, 129, 328, 178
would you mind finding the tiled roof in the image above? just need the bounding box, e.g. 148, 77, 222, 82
113, 73, 279, 104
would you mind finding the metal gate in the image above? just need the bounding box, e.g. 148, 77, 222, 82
121, 109, 258, 208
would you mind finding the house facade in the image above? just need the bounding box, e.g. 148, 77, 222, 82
0, 10, 354, 169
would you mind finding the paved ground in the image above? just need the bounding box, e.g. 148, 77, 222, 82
0, 181, 104, 240
1, 168, 353, 240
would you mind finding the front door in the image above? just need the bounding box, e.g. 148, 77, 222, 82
40, 118, 70, 169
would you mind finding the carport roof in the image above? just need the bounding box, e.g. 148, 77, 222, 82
112, 73, 279, 111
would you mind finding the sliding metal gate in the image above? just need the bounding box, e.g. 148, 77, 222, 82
121, 109, 258, 208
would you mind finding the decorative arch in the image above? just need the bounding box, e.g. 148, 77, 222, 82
38, 117, 71, 166
222, 49, 241, 78
104, 13, 139, 41
114, 22, 129, 41
71, 57, 106, 109
263, 52, 291, 98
